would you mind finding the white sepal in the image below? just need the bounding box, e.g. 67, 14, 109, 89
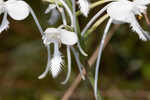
5, 0, 30, 20
60, 29, 78, 45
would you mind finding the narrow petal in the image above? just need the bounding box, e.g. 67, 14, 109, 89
60, 29, 78, 45
57, 0, 73, 26
61, 46, 71, 84
0, 12, 9, 33
38, 61, 51, 79
38, 45, 51, 79
81, 5, 108, 36
94, 18, 112, 99
29, 7, 44, 36
77, 43, 88, 56
71, 47, 85, 80
5, 0, 30, 20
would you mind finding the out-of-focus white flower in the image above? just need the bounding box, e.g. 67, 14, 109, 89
45, 4, 61, 25
0, 0, 30, 33
81, 0, 150, 99
107, 0, 150, 41
82, 0, 150, 41
38, 28, 78, 79
78, 0, 90, 17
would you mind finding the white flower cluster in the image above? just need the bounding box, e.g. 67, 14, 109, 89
1, 0, 150, 99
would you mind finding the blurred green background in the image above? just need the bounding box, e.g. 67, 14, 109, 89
1, 0, 150, 100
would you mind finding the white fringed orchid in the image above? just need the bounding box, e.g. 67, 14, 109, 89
0, 0, 44, 36
0, 0, 30, 33
39, 0, 86, 84
38, 28, 78, 79
81, 0, 150, 99
78, 0, 90, 17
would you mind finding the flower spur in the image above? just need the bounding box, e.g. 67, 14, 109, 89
81, 0, 150, 99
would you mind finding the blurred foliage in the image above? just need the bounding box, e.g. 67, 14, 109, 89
0, 0, 150, 100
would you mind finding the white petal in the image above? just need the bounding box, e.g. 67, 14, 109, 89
61, 46, 71, 84
5, 0, 30, 20
50, 55, 64, 78
78, 0, 90, 17
60, 29, 78, 45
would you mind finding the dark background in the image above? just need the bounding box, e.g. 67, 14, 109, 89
0, 0, 150, 100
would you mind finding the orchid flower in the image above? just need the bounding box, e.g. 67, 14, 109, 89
44, 0, 88, 56
0, 0, 29, 33
38, 27, 78, 79
39, 0, 85, 84
0, 0, 44, 37
39, 0, 86, 84
78, 0, 90, 17
81, 0, 150, 99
